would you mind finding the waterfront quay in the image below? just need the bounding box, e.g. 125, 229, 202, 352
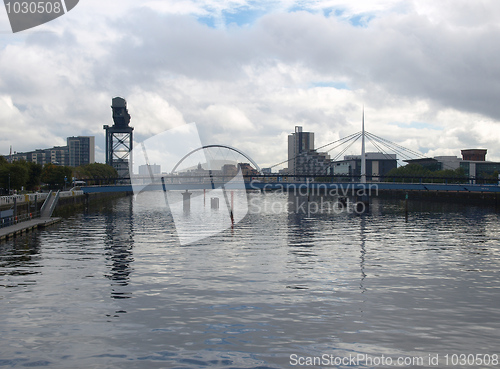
0, 217, 61, 242
0, 190, 128, 243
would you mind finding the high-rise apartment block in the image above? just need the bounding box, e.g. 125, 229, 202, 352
5, 136, 95, 166
67, 136, 95, 167
288, 126, 314, 175
287, 126, 330, 176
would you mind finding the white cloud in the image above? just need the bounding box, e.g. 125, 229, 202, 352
1, 0, 500, 167
127, 90, 187, 138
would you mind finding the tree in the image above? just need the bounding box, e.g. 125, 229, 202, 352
0, 161, 29, 191
0, 165, 10, 194
41, 164, 73, 189
385, 164, 467, 183
74, 163, 118, 184
10, 161, 30, 190
26, 162, 43, 191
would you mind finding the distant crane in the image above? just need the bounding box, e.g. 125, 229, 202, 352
103, 97, 134, 178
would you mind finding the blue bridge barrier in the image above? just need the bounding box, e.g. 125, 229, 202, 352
81, 181, 500, 194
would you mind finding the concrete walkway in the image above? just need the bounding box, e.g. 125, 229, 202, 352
0, 218, 62, 242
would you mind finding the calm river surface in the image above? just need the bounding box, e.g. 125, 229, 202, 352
1, 192, 500, 368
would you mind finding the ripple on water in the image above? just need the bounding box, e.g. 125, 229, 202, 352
1, 193, 500, 367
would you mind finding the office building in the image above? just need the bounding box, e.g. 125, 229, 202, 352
331, 153, 398, 181
288, 126, 314, 176
405, 149, 500, 179
8, 146, 69, 166
461, 149, 487, 161
138, 164, 161, 176
67, 136, 95, 167
287, 126, 331, 177
295, 150, 332, 176
5, 136, 95, 167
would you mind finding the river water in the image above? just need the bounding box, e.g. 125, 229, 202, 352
1, 191, 499, 368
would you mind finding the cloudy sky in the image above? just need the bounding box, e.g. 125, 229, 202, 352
1, 0, 500, 169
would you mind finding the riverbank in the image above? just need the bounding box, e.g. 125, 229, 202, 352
377, 188, 500, 207
0, 217, 62, 242
53, 191, 131, 217
0, 191, 132, 243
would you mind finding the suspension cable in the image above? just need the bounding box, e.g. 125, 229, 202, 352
366, 131, 426, 159
365, 134, 400, 162
365, 132, 415, 161
314, 134, 362, 176
268, 131, 361, 169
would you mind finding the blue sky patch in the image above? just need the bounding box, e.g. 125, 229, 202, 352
348, 14, 375, 27
323, 6, 375, 27
197, 15, 217, 28
323, 7, 345, 18
195, 3, 376, 30
223, 7, 268, 27
196, 2, 272, 28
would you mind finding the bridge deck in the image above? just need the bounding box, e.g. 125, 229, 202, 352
81, 182, 500, 193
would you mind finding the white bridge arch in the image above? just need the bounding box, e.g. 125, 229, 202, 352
171, 144, 261, 174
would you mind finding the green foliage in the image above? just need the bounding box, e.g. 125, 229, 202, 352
73, 163, 118, 184
385, 164, 467, 183
10, 162, 30, 189
0, 160, 30, 192
315, 176, 331, 182
26, 162, 43, 191
0, 165, 10, 193
1, 160, 118, 192
41, 163, 73, 189
478, 170, 500, 184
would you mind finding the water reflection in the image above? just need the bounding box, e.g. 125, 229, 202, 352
359, 216, 367, 293
1, 193, 500, 368
0, 233, 42, 287
103, 196, 134, 299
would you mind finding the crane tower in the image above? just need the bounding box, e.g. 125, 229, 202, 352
103, 97, 134, 178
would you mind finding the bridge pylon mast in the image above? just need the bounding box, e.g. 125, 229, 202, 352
361, 107, 366, 183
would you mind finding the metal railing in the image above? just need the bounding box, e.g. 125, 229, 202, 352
1, 190, 85, 229
0, 193, 49, 206
0, 211, 41, 229
41, 190, 60, 218
39, 190, 53, 216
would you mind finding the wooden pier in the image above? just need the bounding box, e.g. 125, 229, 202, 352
0, 218, 61, 242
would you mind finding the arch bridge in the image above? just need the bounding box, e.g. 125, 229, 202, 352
170, 144, 261, 174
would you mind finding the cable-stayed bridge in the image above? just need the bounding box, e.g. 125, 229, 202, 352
80, 131, 500, 195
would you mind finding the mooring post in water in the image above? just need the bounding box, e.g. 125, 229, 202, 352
355, 185, 370, 213
405, 192, 409, 222
230, 191, 234, 227
182, 189, 192, 213
355, 196, 370, 213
